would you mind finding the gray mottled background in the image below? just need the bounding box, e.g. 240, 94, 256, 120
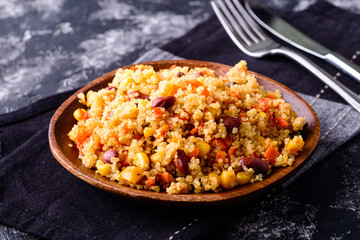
1, 0, 360, 240
1, 0, 359, 114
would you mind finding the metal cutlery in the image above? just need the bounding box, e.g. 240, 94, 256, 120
246, 0, 360, 84
210, 0, 360, 112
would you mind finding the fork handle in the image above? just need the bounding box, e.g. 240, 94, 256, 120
275, 47, 360, 112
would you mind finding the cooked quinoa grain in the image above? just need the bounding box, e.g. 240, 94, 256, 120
68, 61, 306, 194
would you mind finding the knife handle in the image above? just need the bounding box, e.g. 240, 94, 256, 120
324, 53, 360, 84
275, 47, 360, 112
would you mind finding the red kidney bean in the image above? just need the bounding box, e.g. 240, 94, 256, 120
193, 71, 203, 77
240, 157, 269, 173
128, 91, 149, 100
176, 149, 190, 174
223, 117, 242, 129
105, 86, 116, 90
176, 72, 185, 77
102, 149, 119, 163
152, 96, 176, 109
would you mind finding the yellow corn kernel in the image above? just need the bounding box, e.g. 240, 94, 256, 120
259, 112, 267, 119
120, 166, 143, 184
73, 108, 87, 121
96, 161, 111, 176
133, 153, 150, 170
122, 77, 134, 86
150, 152, 164, 163
236, 172, 251, 185
220, 168, 236, 189
286, 136, 305, 155
197, 142, 211, 157
198, 76, 205, 83
143, 127, 156, 138
139, 99, 147, 108
144, 70, 155, 79
208, 172, 220, 188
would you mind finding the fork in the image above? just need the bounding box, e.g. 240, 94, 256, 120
211, 0, 360, 112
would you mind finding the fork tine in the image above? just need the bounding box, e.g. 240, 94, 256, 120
211, 0, 252, 46
232, 0, 267, 41
223, 0, 260, 43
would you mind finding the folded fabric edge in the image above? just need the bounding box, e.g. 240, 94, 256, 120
0, 90, 76, 127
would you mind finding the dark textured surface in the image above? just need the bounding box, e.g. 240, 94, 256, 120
1, 0, 360, 239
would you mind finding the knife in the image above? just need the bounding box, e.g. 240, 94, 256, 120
245, 0, 360, 83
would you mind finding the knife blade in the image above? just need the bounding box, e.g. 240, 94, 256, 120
245, 0, 360, 83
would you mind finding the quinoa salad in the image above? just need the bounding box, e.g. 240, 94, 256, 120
68, 61, 306, 194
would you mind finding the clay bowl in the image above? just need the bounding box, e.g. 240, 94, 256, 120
49, 59, 320, 206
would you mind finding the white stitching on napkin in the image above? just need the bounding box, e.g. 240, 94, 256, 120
321, 107, 352, 140
168, 217, 200, 239
310, 50, 360, 106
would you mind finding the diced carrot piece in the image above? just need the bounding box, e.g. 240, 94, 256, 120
130, 66, 138, 71
210, 138, 228, 151
159, 124, 171, 135
119, 152, 128, 162
171, 114, 188, 120
167, 84, 180, 96
274, 117, 289, 128
267, 92, 276, 99
200, 70, 208, 76
202, 87, 210, 97
84, 112, 91, 121
260, 98, 270, 109
169, 65, 177, 70
224, 134, 232, 148
74, 125, 91, 148
158, 172, 171, 183
190, 127, 198, 135
120, 152, 130, 165
190, 148, 199, 158
199, 122, 204, 127
239, 68, 247, 78
121, 124, 129, 134
253, 97, 271, 111
133, 133, 141, 140
239, 112, 247, 118
98, 143, 104, 150
145, 177, 156, 187
228, 146, 237, 160
215, 151, 227, 162
264, 145, 279, 164
153, 107, 164, 119
187, 80, 203, 88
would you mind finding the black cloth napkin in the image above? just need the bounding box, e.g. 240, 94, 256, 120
1, 2, 360, 240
